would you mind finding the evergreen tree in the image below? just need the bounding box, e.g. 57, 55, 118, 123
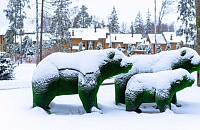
22, 36, 35, 58
177, 0, 196, 45
116, 44, 122, 52
146, 43, 153, 54
75, 5, 92, 28
50, 0, 72, 52
4, 26, 15, 57
108, 6, 120, 33
127, 43, 133, 57
165, 43, 171, 51
137, 42, 142, 50
145, 9, 154, 37
130, 21, 135, 34
96, 42, 103, 50
78, 42, 84, 52
176, 42, 181, 49
134, 11, 145, 37
156, 44, 162, 53
0, 54, 16, 80
88, 41, 93, 50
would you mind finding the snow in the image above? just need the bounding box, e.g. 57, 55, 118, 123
1, 64, 200, 129
128, 47, 200, 74
126, 69, 194, 100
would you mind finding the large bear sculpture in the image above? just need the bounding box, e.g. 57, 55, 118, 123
115, 47, 200, 105
125, 69, 195, 113
32, 49, 132, 113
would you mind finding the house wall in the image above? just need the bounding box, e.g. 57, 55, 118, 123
0, 35, 6, 52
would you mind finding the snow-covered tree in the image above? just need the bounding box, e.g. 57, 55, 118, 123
50, 0, 72, 52
88, 41, 93, 50
127, 43, 133, 57
130, 21, 135, 34
22, 36, 35, 58
108, 6, 120, 34
4, 26, 15, 57
156, 44, 162, 53
96, 42, 103, 50
116, 44, 122, 51
165, 43, 171, 51
120, 22, 128, 34
74, 5, 92, 28
177, 0, 196, 46
0, 54, 15, 80
78, 42, 84, 52
176, 42, 181, 49
137, 42, 142, 50
134, 11, 145, 37
145, 9, 154, 37
146, 43, 153, 54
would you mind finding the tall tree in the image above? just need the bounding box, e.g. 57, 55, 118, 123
120, 22, 128, 34
108, 6, 120, 34
74, 5, 92, 28
177, 0, 196, 46
134, 11, 145, 37
50, 0, 72, 52
195, 0, 200, 86
4, 0, 30, 62
145, 8, 154, 37
130, 21, 135, 34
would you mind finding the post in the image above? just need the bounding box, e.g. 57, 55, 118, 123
195, 0, 200, 86
154, 0, 157, 54
40, 0, 44, 61
36, 0, 39, 65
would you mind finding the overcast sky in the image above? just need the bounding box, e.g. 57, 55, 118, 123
0, 0, 179, 30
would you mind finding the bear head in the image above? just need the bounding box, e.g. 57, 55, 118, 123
172, 47, 200, 73
99, 49, 133, 79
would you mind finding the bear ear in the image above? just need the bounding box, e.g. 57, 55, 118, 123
108, 51, 115, 59
181, 50, 186, 56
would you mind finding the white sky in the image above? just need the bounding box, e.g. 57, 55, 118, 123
0, 0, 179, 30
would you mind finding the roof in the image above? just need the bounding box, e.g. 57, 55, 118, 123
162, 32, 181, 43
69, 28, 109, 41
106, 34, 143, 44
148, 34, 166, 44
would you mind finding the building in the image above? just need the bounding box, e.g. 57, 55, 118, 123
0, 27, 7, 52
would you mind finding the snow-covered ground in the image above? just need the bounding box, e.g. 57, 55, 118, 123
1, 64, 200, 130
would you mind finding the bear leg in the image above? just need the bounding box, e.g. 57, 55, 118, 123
156, 97, 170, 112
171, 93, 182, 107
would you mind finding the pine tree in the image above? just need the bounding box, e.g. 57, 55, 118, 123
22, 36, 35, 58
4, 26, 15, 57
134, 11, 145, 37
78, 42, 84, 52
75, 5, 92, 28
165, 43, 171, 51
130, 21, 135, 34
50, 0, 72, 52
137, 42, 142, 50
145, 9, 154, 37
88, 41, 93, 50
116, 44, 122, 51
177, 0, 196, 46
108, 6, 120, 34
146, 43, 153, 54
96, 42, 103, 50
176, 42, 181, 49
156, 44, 162, 53
0, 54, 16, 80
127, 43, 133, 57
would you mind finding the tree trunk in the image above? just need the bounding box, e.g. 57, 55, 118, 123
195, 0, 200, 86
40, 0, 44, 61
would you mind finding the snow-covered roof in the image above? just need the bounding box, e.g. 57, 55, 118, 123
0, 27, 7, 35
148, 34, 166, 44
106, 34, 143, 44
162, 32, 181, 43
69, 28, 109, 41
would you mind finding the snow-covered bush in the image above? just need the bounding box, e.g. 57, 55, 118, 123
165, 43, 171, 51
145, 43, 153, 54
125, 69, 194, 113
115, 47, 200, 105
78, 42, 84, 52
88, 41, 93, 50
96, 42, 103, 50
0, 53, 15, 80
127, 43, 133, 57
156, 44, 162, 53
32, 49, 132, 113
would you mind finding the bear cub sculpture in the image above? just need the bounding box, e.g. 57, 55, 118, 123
125, 69, 195, 113
32, 49, 132, 113
115, 47, 200, 105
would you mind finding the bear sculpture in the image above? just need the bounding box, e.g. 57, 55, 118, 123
115, 47, 200, 105
32, 49, 132, 113
125, 69, 195, 113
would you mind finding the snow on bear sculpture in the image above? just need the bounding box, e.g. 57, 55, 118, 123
115, 47, 200, 105
125, 69, 195, 113
32, 49, 132, 113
